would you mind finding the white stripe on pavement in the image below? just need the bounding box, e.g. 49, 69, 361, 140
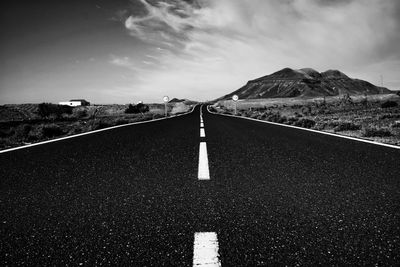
193, 232, 221, 267
0, 105, 199, 154
200, 122, 204, 128
198, 142, 210, 180
206, 105, 400, 150
200, 128, 206, 137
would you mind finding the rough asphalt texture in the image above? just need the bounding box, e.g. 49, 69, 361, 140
1, 105, 399, 266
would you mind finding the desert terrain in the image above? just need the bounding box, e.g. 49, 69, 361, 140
212, 93, 400, 146
0, 101, 194, 150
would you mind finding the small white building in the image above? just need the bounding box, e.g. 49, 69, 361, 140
59, 99, 90, 107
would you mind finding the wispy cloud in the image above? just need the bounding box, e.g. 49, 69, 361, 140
109, 55, 133, 67
119, 0, 400, 100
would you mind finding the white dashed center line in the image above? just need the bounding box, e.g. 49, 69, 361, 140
200, 128, 206, 137
193, 232, 221, 266
200, 122, 204, 128
198, 142, 210, 180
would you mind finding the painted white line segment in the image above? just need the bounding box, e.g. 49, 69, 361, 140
200, 122, 204, 128
193, 232, 221, 267
198, 142, 210, 180
200, 128, 206, 138
0, 105, 199, 154
207, 106, 400, 150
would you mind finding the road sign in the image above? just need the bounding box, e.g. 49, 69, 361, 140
232, 95, 239, 115
163, 96, 169, 117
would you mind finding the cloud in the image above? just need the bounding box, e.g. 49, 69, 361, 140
109, 54, 141, 71
119, 0, 400, 100
109, 55, 132, 66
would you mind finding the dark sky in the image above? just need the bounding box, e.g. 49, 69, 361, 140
0, 0, 148, 104
1, 0, 399, 104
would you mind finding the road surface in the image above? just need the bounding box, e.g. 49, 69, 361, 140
1, 105, 399, 266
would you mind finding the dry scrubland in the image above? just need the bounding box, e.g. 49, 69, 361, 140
212, 93, 400, 146
0, 102, 194, 150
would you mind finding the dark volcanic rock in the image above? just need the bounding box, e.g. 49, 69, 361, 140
220, 68, 392, 100
168, 98, 185, 103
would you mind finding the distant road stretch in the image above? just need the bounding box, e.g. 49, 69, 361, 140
1, 105, 399, 266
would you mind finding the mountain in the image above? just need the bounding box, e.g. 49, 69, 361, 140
168, 98, 186, 103
168, 98, 198, 105
219, 68, 392, 100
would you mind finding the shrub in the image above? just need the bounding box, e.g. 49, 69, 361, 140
279, 116, 288, 124
391, 121, 400, 128
294, 112, 303, 118
381, 101, 398, 108
38, 103, 72, 118
313, 122, 327, 131
266, 113, 286, 123
27, 127, 43, 141
327, 121, 340, 128
333, 121, 361, 132
208, 106, 217, 112
378, 113, 400, 120
0, 128, 14, 138
287, 116, 299, 125
0, 138, 16, 148
14, 124, 32, 139
301, 105, 312, 116
360, 97, 368, 107
243, 110, 253, 117
72, 109, 88, 119
250, 113, 259, 119
339, 93, 354, 106
361, 127, 392, 137
125, 103, 150, 114
42, 124, 64, 137
91, 120, 113, 130
152, 114, 164, 119
114, 118, 129, 125
293, 118, 316, 128
69, 127, 83, 135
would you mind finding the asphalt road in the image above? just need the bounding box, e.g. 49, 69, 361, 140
1, 105, 400, 266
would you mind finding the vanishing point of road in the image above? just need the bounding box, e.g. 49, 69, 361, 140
1, 105, 399, 266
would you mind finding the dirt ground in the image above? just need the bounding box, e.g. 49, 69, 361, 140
213, 94, 400, 146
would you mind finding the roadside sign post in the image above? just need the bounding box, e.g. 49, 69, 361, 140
163, 96, 169, 117
232, 94, 239, 115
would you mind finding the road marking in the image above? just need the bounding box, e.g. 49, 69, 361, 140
207, 106, 400, 150
0, 105, 200, 154
200, 122, 204, 128
200, 128, 206, 137
198, 142, 210, 180
193, 232, 221, 267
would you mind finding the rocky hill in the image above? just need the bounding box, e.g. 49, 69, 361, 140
220, 68, 391, 100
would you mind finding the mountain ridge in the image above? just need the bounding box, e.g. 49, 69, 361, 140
219, 68, 391, 100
